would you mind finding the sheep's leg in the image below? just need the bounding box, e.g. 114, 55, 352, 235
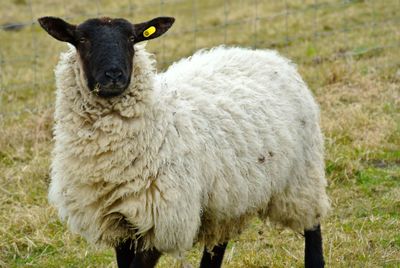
130, 248, 162, 268
115, 239, 162, 268
115, 239, 136, 268
304, 224, 325, 268
199, 242, 228, 268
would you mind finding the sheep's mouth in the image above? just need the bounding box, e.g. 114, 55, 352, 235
96, 90, 123, 98
93, 83, 129, 98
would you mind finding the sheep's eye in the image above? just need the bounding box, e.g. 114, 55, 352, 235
79, 37, 87, 43
129, 36, 135, 43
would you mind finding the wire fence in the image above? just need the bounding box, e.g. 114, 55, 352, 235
1, 0, 399, 119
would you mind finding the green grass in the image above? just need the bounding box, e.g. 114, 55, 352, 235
1, 0, 399, 267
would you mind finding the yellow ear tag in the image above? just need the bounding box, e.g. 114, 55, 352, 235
143, 26, 156, 38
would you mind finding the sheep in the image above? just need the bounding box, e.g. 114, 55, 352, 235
38, 16, 330, 268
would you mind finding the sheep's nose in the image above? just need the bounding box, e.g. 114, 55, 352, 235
105, 68, 123, 80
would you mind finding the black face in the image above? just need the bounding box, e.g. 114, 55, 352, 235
76, 19, 134, 97
38, 16, 175, 98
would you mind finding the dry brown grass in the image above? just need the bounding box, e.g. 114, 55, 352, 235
0, 0, 399, 267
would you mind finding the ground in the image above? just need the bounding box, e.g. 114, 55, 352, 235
0, 0, 399, 267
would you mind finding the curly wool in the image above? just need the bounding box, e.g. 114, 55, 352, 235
49, 44, 330, 255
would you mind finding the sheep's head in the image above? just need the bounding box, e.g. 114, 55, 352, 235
38, 16, 175, 98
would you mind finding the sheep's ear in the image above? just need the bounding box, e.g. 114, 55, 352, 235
38, 16, 76, 45
133, 17, 175, 43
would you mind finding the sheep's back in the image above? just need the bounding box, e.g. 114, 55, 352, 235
156, 46, 325, 228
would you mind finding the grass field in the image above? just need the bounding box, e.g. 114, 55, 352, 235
0, 0, 399, 267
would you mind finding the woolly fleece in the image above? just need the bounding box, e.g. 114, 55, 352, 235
49, 44, 330, 255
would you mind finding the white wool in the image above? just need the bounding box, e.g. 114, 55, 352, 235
49, 44, 330, 255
